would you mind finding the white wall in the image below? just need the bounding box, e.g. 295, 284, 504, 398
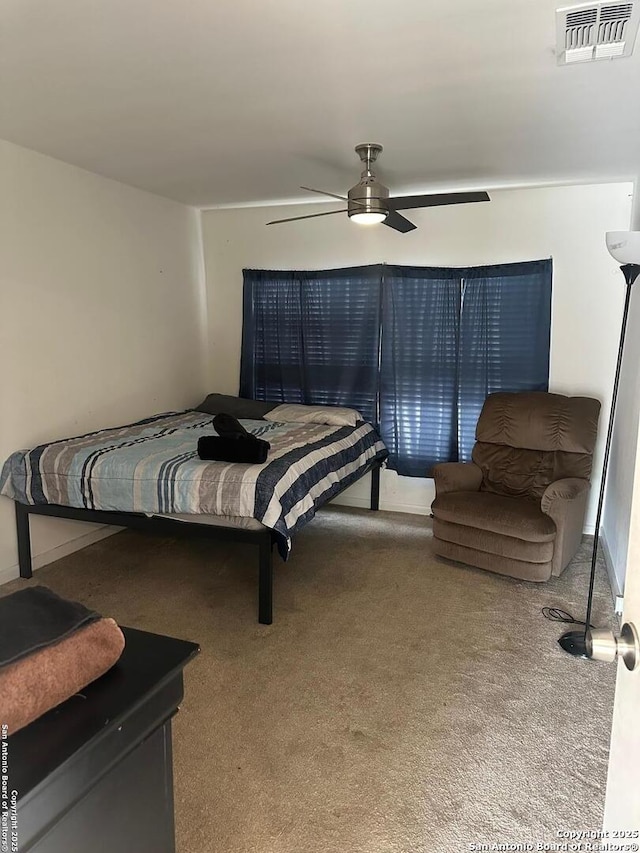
201, 183, 633, 529
0, 140, 207, 580
601, 183, 640, 595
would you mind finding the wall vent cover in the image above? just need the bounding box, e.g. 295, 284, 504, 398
556, 1, 640, 62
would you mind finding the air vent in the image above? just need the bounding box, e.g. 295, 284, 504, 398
556, 1, 640, 62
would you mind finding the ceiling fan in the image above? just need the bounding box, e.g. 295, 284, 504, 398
266, 144, 490, 233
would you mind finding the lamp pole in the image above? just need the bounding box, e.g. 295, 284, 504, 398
559, 248, 640, 658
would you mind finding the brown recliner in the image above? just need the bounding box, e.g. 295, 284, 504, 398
431, 392, 601, 582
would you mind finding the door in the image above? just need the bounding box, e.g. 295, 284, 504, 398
603, 418, 640, 829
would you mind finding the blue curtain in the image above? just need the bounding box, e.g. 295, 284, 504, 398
240, 260, 552, 476
380, 267, 462, 477
240, 267, 382, 424
380, 260, 552, 475
240, 271, 305, 403
456, 261, 553, 462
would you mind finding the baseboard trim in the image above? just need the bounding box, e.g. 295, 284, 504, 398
332, 494, 602, 526
0, 526, 121, 586
0, 500, 604, 586
600, 531, 623, 603
331, 495, 431, 515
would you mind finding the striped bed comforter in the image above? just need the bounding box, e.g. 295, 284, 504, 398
0, 411, 388, 556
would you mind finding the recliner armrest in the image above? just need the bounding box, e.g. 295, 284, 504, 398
540, 478, 591, 577
432, 462, 482, 496
540, 478, 590, 514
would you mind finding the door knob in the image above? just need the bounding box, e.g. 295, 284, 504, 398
586, 622, 640, 671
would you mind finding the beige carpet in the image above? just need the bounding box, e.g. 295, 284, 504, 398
2, 507, 618, 852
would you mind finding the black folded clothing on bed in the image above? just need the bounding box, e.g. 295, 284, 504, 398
198, 435, 270, 464
212, 412, 251, 438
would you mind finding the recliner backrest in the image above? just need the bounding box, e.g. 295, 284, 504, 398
471, 392, 601, 499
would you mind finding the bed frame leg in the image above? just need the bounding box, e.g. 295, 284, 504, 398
370, 463, 380, 511
258, 534, 273, 625
16, 502, 33, 579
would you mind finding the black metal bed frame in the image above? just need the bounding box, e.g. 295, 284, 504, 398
14, 462, 381, 625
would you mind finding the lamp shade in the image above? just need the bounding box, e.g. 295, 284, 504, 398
606, 231, 640, 264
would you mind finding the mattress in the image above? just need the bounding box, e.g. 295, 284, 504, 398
1, 409, 387, 556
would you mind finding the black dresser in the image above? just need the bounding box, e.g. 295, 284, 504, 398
8, 627, 199, 853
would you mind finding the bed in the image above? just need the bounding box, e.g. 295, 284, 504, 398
1, 398, 388, 623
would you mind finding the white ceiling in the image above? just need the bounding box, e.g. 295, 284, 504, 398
2, 0, 639, 208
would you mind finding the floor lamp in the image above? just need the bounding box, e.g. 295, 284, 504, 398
559, 231, 640, 659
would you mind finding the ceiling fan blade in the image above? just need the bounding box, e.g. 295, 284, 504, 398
300, 186, 350, 203
388, 191, 491, 211
383, 210, 417, 233
266, 209, 347, 225
300, 186, 368, 208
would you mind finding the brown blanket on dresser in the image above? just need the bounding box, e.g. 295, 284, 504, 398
0, 585, 100, 667
0, 617, 125, 734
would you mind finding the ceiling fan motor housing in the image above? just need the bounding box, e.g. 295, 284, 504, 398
348, 143, 389, 219
347, 178, 389, 218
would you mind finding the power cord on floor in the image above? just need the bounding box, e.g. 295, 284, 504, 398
541, 606, 593, 629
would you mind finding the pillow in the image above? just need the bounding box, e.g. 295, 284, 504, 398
264, 403, 362, 427
195, 394, 277, 420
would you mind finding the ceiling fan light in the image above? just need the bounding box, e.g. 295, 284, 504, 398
350, 210, 388, 225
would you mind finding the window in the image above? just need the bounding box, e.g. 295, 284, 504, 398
241, 267, 382, 424
240, 260, 552, 476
